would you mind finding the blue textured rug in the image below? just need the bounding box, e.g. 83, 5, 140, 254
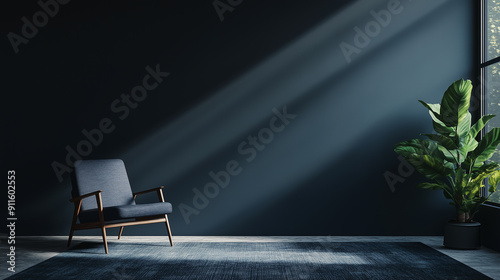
6, 242, 492, 280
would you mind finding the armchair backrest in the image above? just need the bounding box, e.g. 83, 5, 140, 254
71, 159, 135, 211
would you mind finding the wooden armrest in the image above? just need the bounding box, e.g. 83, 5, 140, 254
133, 186, 166, 202
69, 190, 103, 202
133, 186, 164, 197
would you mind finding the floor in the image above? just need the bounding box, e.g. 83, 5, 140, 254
1, 236, 500, 279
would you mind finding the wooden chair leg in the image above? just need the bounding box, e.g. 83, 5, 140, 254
118, 226, 124, 239
67, 228, 75, 247
101, 227, 109, 254
165, 214, 173, 246
68, 200, 81, 248
95, 192, 108, 254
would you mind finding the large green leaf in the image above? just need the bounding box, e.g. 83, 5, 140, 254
397, 139, 451, 162
433, 122, 455, 136
395, 139, 440, 158
477, 162, 500, 172
395, 139, 454, 179
460, 114, 496, 155
462, 158, 485, 171
407, 154, 453, 179
460, 138, 478, 156
470, 114, 496, 139
468, 172, 489, 196
469, 127, 500, 164
421, 134, 457, 150
457, 112, 471, 139
440, 148, 462, 165
454, 168, 467, 195
419, 101, 454, 135
488, 170, 500, 193
439, 79, 472, 127
418, 101, 441, 117
420, 133, 464, 165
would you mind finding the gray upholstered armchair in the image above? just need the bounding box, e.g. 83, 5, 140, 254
67, 159, 173, 253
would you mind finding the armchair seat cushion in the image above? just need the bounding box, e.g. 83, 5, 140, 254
79, 202, 172, 223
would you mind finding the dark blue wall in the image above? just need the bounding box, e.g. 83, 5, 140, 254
2, 0, 476, 236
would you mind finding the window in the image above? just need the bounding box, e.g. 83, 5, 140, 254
483, 0, 500, 204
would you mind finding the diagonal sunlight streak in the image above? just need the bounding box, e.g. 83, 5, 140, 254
122, 0, 449, 187
138, 251, 370, 264
201, 0, 472, 233
116, 0, 472, 234
69, 247, 369, 265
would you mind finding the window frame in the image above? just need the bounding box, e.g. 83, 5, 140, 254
481, 0, 500, 206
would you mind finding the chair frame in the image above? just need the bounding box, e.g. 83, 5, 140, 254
67, 186, 173, 254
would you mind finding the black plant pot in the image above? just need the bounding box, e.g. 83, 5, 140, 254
443, 221, 481, 249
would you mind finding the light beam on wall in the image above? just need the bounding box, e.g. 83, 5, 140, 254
120, 0, 471, 234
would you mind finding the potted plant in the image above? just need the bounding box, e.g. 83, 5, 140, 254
394, 79, 500, 249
